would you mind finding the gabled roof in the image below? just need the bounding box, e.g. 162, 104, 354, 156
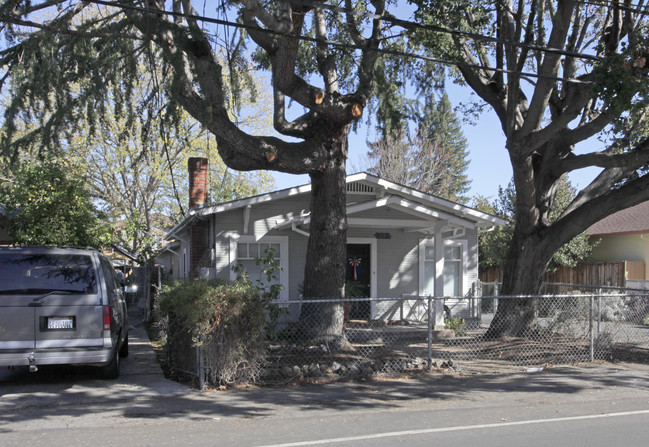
165, 172, 507, 238
588, 201, 649, 237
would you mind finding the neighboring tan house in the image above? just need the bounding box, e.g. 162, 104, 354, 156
157, 158, 506, 326
588, 201, 649, 282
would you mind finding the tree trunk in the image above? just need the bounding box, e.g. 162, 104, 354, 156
299, 125, 349, 345
485, 227, 555, 338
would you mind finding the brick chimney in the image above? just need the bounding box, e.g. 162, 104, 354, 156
188, 157, 208, 209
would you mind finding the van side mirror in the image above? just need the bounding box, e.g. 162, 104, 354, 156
124, 284, 138, 294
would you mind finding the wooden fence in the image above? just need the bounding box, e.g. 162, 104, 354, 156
480, 261, 645, 288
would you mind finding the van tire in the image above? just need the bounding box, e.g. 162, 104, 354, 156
100, 349, 120, 380
119, 333, 129, 358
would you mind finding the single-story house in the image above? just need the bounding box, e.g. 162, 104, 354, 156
157, 158, 506, 327
588, 201, 649, 283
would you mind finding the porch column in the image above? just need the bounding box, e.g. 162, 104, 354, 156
434, 228, 446, 329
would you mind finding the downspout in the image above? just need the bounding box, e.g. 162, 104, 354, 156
243, 205, 251, 235
478, 226, 496, 234
291, 222, 310, 237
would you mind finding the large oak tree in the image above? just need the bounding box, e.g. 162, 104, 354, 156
410, 0, 649, 336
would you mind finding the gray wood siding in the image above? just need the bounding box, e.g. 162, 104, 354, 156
197, 188, 483, 323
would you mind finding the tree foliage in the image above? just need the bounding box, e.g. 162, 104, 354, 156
476, 177, 593, 271
408, 0, 649, 336
0, 159, 111, 248
0, 1, 397, 340
368, 92, 471, 202
65, 67, 274, 259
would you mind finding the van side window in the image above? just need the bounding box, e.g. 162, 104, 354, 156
99, 258, 118, 304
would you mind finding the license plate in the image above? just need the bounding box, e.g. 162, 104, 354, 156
47, 317, 74, 330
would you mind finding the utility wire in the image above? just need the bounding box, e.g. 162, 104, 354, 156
576, 0, 649, 16
294, 0, 605, 62
78, 0, 601, 85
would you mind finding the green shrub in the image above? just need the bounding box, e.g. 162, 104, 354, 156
445, 317, 466, 336
158, 278, 267, 386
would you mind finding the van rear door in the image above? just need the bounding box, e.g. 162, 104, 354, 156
34, 293, 104, 350
0, 293, 36, 355
0, 252, 104, 357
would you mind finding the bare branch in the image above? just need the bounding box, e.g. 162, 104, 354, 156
561, 137, 649, 175
344, 0, 366, 46
241, 7, 278, 53
315, 5, 338, 93
355, 0, 385, 99
552, 166, 649, 244
273, 90, 310, 138
241, 0, 293, 34
520, 0, 576, 136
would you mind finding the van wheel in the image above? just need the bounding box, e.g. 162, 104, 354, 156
119, 333, 129, 358
100, 349, 120, 380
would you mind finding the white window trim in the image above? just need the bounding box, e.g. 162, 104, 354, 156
418, 238, 468, 297
229, 235, 289, 300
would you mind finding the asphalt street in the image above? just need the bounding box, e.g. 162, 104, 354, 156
2, 316, 649, 446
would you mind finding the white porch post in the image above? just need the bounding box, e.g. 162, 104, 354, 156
434, 228, 446, 329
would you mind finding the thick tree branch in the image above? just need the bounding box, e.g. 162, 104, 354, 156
559, 137, 649, 174
549, 168, 649, 249
241, 0, 293, 34
354, 0, 384, 99
344, 0, 367, 46
453, 42, 508, 125
519, 0, 576, 136
273, 90, 310, 138
315, 6, 339, 93
241, 7, 278, 52
559, 110, 612, 147
522, 92, 602, 153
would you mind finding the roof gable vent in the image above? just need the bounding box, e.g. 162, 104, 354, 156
347, 182, 375, 194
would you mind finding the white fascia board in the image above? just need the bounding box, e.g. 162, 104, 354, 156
348, 172, 507, 227
169, 183, 313, 239
384, 196, 477, 229
164, 212, 197, 241
195, 183, 312, 218
274, 195, 475, 231
347, 218, 437, 228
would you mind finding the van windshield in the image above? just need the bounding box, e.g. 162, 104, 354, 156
0, 254, 97, 294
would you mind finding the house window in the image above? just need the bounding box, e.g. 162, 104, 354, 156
230, 236, 288, 300
236, 242, 281, 260
443, 245, 462, 297
419, 238, 467, 297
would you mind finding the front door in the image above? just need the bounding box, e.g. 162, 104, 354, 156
346, 244, 371, 320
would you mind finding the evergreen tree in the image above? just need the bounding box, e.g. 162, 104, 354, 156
368, 93, 471, 203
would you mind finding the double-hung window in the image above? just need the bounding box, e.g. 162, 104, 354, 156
419, 238, 467, 297
230, 236, 289, 300
443, 245, 462, 297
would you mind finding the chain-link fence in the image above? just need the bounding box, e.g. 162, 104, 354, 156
165, 285, 649, 388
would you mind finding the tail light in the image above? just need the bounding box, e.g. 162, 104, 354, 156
103, 305, 112, 331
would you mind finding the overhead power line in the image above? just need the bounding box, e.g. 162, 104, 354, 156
49, 0, 608, 84
576, 0, 649, 16
294, 0, 605, 62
